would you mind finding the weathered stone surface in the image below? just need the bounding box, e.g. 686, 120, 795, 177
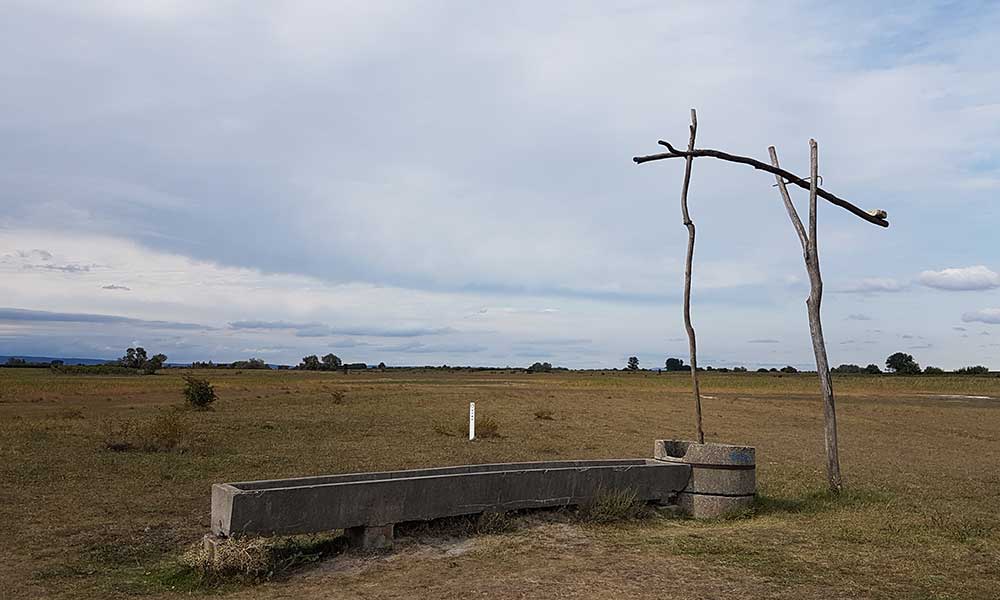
212, 459, 691, 537
654, 440, 757, 518
346, 524, 394, 550
653, 440, 755, 467
682, 465, 756, 496
676, 492, 755, 518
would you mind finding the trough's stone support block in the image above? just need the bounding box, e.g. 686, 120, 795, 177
654, 439, 757, 518
347, 524, 394, 550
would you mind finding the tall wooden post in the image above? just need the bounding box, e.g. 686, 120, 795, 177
679, 109, 705, 444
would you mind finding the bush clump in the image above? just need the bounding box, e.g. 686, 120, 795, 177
100, 409, 190, 452
577, 488, 649, 524
183, 375, 217, 409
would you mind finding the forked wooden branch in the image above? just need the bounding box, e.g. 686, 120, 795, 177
634, 143, 889, 228
769, 140, 843, 493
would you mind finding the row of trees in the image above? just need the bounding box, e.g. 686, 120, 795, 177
638, 353, 993, 375
881, 352, 988, 375
191, 358, 270, 370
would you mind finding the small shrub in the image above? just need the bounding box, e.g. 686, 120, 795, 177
534, 409, 555, 421
330, 390, 346, 405
101, 417, 137, 452
577, 488, 649, 524
57, 408, 86, 420
432, 420, 456, 436
141, 409, 190, 451
183, 376, 217, 409
476, 416, 501, 439
100, 410, 190, 452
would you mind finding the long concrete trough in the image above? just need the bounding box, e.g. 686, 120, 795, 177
211, 459, 691, 547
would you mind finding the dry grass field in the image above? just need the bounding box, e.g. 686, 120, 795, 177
2, 368, 999, 599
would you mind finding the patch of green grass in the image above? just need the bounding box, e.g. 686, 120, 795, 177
752, 486, 891, 516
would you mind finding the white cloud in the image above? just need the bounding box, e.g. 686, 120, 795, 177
918, 266, 1000, 291
962, 309, 1000, 325
1, 3, 999, 369
837, 278, 907, 294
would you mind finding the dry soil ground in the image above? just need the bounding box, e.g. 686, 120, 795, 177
2, 368, 999, 599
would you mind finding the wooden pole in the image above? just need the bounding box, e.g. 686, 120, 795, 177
635, 127, 886, 491
634, 145, 888, 228
678, 109, 705, 444
768, 141, 843, 493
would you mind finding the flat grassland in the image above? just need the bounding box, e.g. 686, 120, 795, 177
2, 368, 999, 599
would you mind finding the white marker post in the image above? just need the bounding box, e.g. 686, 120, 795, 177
469, 402, 476, 441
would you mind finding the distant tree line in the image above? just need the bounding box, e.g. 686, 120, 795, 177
190, 358, 269, 370
830, 353, 990, 375
2, 357, 61, 369
26, 347, 171, 375
831, 364, 883, 374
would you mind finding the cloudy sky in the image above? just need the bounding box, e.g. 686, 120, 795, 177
2, 1, 999, 369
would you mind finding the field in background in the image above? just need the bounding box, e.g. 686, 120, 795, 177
2, 368, 999, 599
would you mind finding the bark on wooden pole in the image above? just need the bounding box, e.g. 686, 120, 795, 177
768, 141, 843, 493
679, 108, 705, 444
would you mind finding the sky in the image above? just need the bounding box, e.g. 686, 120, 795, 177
2, 1, 999, 369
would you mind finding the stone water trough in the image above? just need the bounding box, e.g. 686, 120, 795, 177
209, 443, 755, 550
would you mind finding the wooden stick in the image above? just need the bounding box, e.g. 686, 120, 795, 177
634, 145, 888, 228
679, 109, 704, 444
806, 139, 842, 493
769, 141, 843, 493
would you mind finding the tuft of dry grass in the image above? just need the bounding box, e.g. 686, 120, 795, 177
432, 420, 457, 436
181, 534, 343, 583
431, 414, 501, 439
533, 408, 555, 420
476, 416, 501, 439
576, 487, 649, 524
99, 409, 191, 452
475, 511, 516, 534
